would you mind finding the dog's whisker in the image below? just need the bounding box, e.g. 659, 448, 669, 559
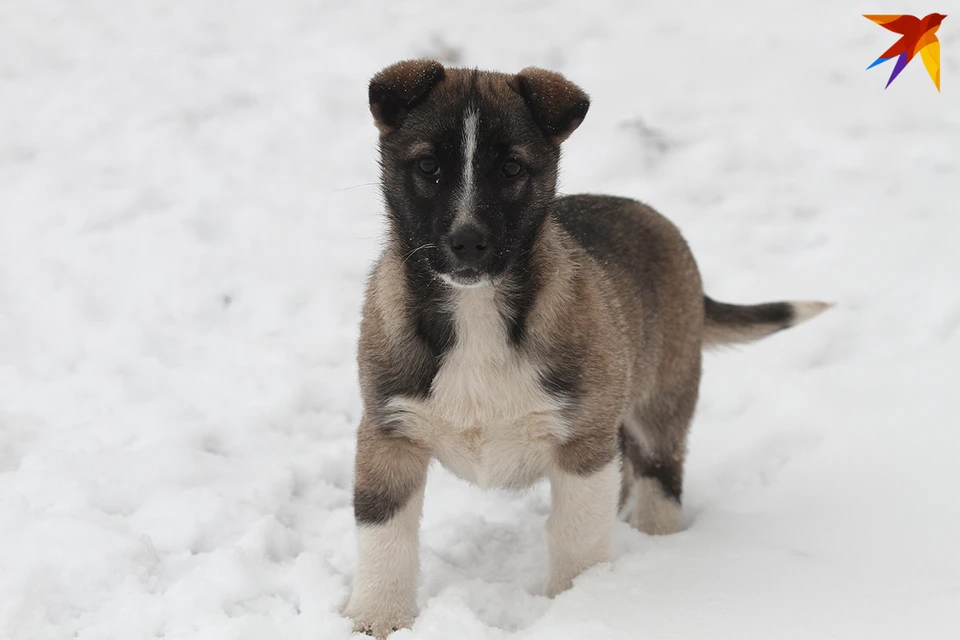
333, 182, 379, 192
400, 243, 438, 266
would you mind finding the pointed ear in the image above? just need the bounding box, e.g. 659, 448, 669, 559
512, 67, 590, 143
369, 59, 446, 133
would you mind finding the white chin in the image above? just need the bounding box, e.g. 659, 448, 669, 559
439, 273, 491, 289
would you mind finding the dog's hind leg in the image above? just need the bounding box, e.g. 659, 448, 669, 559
618, 359, 700, 535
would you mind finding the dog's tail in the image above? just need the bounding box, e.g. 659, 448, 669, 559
702, 296, 832, 348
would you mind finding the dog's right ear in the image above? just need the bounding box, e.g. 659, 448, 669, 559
512, 67, 589, 143
369, 59, 445, 133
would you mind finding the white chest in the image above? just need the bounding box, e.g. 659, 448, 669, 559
386, 287, 568, 489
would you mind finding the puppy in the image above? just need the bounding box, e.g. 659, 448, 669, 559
344, 59, 829, 637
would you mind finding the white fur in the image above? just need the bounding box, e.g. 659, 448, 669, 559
790, 300, 833, 325
386, 285, 569, 489
453, 108, 479, 227
545, 460, 620, 596
621, 476, 684, 535
439, 273, 490, 289
343, 484, 424, 636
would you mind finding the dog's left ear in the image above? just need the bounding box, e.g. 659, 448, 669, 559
512, 68, 590, 143
369, 59, 446, 133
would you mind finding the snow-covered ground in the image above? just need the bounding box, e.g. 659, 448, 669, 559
2, 1, 958, 638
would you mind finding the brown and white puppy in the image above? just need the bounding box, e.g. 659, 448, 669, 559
344, 59, 829, 637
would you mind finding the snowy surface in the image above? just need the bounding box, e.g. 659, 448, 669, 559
2, 1, 959, 638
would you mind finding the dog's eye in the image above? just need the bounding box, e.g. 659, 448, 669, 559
501, 158, 523, 178
417, 156, 440, 176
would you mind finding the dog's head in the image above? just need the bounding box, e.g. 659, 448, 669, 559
369, 60, 589, 287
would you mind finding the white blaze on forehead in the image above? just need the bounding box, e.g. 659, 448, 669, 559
454, 107, 479, 226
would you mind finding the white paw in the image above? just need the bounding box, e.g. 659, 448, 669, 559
344, 593, 414, 639
622, 477, 685, 535
344, 604, 413, 639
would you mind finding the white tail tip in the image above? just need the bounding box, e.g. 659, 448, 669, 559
790, 301, 834, 325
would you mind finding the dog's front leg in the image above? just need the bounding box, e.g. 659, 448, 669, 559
545, 458, 620, 597
344, 417, 430, 638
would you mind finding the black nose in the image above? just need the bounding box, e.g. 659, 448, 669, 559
449, 225, 488, 265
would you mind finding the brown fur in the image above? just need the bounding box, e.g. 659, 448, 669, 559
513, 67, 590, 142
369, 59, 446, 133
352, 416, 430, 525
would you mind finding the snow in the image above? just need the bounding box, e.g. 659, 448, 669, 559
1, 0, 958, 638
